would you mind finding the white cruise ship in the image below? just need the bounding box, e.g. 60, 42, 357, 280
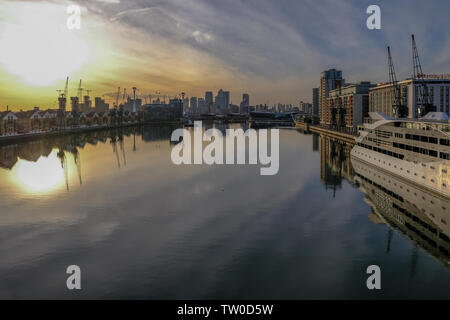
351, 112, 450, 198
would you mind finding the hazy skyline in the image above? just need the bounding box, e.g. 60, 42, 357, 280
1, 0, 450, 110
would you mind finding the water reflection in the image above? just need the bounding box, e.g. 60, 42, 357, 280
0, 125, 449, 299
0, 125, 181, 195
314, 132, 450, 269
318, 134, 356, 196
352, 156, 450, 268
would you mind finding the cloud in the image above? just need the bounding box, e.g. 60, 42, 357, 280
1, 0, 450, 107
94, 0, 120, 3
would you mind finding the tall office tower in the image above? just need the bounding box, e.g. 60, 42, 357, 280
215, 89, 229, 114
223, 91, 230, 110
240, 93, 250, 113
190, 96, 198, 115
312, 87, 319, 117
205, 91, 213, 113
320, 69, 344, 124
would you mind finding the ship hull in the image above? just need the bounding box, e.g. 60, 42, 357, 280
351, 145, 450, 198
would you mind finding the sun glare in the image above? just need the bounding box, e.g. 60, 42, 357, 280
0, 2, 90, 86
12, 151, 65, 194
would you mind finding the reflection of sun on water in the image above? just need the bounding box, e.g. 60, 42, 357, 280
12, 151, 65, 194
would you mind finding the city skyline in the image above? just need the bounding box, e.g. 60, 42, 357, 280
1, 0, 450, 110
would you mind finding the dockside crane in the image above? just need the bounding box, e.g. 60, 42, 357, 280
411, 34, 435, 116
387, 46, 407, 118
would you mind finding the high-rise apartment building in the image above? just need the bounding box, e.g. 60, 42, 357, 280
312, 87, 319, 117
320, 69, 344, 124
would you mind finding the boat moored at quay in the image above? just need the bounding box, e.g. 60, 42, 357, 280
351, 112, 450, 197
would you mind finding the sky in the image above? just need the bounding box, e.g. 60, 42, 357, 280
0, 0, 449, 110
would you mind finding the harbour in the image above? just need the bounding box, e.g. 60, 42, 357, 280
1, 123, 449, 299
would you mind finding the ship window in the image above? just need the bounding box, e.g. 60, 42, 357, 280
440, 139, 450, 146
429, 150, 437, 157
429, 137, 438, 144
440, 152, 449, 160
413, 135, 420, 141
421, 136, 428, 142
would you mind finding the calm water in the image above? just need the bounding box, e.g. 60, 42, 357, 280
0, 124, 449, 299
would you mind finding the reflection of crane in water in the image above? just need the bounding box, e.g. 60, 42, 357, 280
71, 147, 82, 185
110, 133, 121, 169
118, 129, 127, 166
57, 148, 69, 191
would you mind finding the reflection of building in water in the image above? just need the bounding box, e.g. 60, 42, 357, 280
319, 134, 355, 195
18, 140, 52, 162
141, 125, 181, 143
312, 133, 319, 152
0, 144, 18, 169
352, 157, 450, 268
0, 126, 142, 174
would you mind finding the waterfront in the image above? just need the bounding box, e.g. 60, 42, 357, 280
0, 124, 449, 299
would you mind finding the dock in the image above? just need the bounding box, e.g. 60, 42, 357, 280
295, 122, 356, 144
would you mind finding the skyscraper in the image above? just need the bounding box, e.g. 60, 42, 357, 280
240, 93, 249, 114
190, 96, 198, 115
214, 89, 230, 114
312, 87, 319, 117
223, 91, 230, 110
205, 91, 213, 113
320, 69, 344, 124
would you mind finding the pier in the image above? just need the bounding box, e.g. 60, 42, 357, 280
295, 121, 356, 144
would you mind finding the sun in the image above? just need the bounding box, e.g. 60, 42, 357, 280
0, 2, 90, 86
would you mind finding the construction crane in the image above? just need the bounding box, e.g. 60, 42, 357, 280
387, 46, 407, 118
77, 80, 83, 102
132, 87, 137, 113
115, 86, 121, 109
122, 88, 127, 104
63, 76, 69, 101
411, 34, 435, 117
57, 77, 69, 129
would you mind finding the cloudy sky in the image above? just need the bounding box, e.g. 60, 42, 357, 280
0, 0, 449, 109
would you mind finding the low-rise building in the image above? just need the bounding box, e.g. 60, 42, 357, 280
0, 111, 18, 136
